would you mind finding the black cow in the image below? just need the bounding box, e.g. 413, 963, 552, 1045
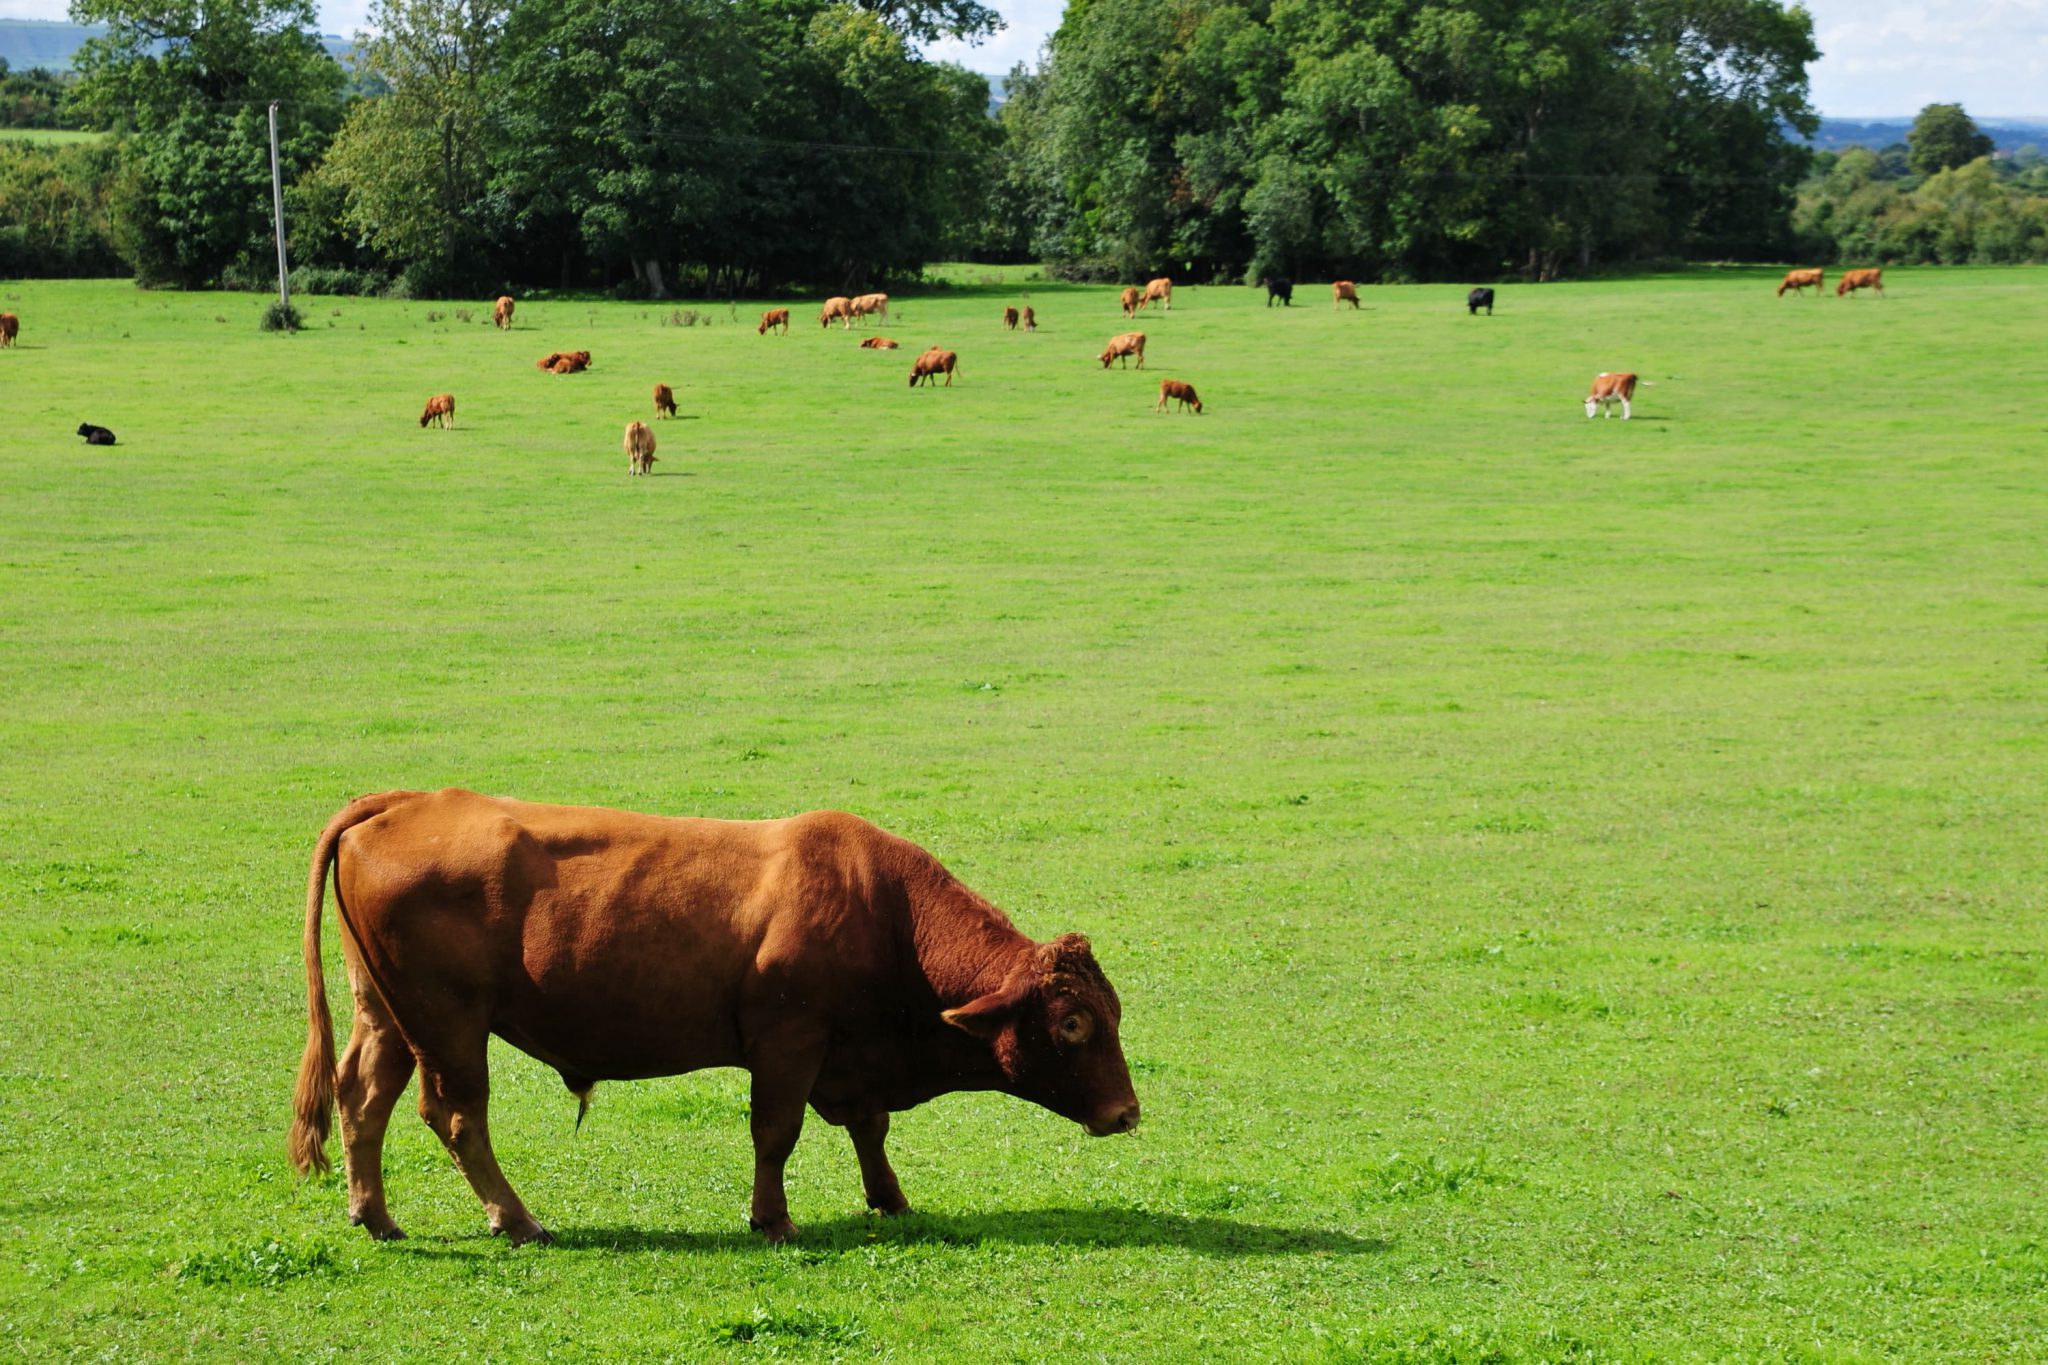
1467, 288, 1495, 316
77, 423, 116, 446
1264, 276, 1293, 307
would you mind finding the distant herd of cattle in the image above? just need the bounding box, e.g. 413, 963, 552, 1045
3, 267, 1895, 457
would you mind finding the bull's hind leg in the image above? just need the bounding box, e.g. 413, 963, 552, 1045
335, 983, 416, 1240
846, 1113, 909, 1215
414, 1033, 552, 1245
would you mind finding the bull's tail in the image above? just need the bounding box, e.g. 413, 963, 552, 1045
290, 791, 420, 1176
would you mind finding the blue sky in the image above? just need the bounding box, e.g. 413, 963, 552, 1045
4, 0, 2043, 119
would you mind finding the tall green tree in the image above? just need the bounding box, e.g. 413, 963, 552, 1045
69, 0, 345, 286
1907, 103, 1993, 177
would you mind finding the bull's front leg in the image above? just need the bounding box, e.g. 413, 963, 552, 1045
846, 1112, 909, 1215
744, 1035, 825, 1242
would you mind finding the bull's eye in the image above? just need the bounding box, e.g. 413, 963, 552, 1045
1058, 1013, 1093, 1044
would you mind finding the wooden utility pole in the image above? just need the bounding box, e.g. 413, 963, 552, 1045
268, 100, 290, 308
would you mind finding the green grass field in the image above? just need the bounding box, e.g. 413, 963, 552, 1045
0, 127, 101, 146
1, 268, 2044, 1362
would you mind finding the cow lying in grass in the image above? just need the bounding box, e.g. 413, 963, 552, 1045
538, 351, 591, 374
860, 337, 899, 349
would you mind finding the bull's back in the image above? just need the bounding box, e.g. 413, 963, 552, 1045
335, 791, 902, 1078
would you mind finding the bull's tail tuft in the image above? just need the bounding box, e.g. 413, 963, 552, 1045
290, 791, 419, 1176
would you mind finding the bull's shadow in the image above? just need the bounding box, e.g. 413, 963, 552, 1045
543, 1207, 1391, 1258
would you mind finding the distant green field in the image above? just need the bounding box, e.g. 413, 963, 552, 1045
1, 270, 2043, 1362
0, 127, 100, 145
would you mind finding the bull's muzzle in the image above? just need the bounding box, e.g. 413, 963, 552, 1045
1085, 1101, 1141, 1137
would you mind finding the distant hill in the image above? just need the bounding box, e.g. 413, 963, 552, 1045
1801, 116, 2048, 154
0, 17, 350, 71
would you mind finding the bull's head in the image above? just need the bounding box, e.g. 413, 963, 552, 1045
942, 933, 1140, 1136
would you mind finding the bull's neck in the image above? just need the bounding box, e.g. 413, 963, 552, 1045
902, 862, 1036, 1006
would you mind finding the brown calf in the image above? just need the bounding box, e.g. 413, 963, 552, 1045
1022, 306, 1036, 332
0, 312, 16, 347
1777, 268, 1824, 297
1138, 278, 1172, 312
1120, 287, 1141, 318
1099, 332, 1146, 369
493, 296, 515, 330
418, 393, 455, 429
624, 420, 657, 475
1003, 306, 1019, 330
1155, 378, 1203, 414
819, 297, 855, 329
860, 337, 900, 349
1837, 268, 1884, 297
758, 308, 791, 335
909, 349, 958, 387
1332, 280, 1360, 310
654, 383, 678, 419
1585, 372, 1638, 419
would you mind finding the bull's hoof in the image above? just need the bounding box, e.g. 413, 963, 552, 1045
495, 1221, 554, 1247
749, 1215, 798, 1243
866, 1195, 912, 1217
351, 1211, 405, 1241
368, 1224, 407, 1242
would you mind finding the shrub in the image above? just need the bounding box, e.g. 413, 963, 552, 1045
259, 300, 302, 332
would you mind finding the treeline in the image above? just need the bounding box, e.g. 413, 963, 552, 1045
12, 0, 2048, 292
42, 0, 998, 294
984, 0, 1822, 282
1, 57, 78, 128
1791, 107, 2048, 265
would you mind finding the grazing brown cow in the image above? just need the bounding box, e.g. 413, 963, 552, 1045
1098, 332, 1146, 369
1585, 371, 1638, 420
758, 308, 791, 335
288, 790, 1139, 1245
654, 383, 678, 419
1120, 287, 1141, 318
1837, 267, 1884, 297
859, 337, 900, 349
418, 393, 455, 429
1003, 306, 1020, 330
819, 297, 855, 329
493, 296, 515, 330
0, 312, 17, 347
1332, 280, 1361, 310
1777, 268, 1824, 298
1138, 278, 1172, 312
909, 349, 958, 387
851, 293, 890, 323
1156, 378, 1203, 414
625, 421, 657, 474
1021, 306, 1036, 332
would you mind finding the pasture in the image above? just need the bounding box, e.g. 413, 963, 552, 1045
1, 268, 2044, 1362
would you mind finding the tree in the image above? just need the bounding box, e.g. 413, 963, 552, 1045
68, 0, 345, 286
313, 0, 509, 293
1907, 103, 1993, 177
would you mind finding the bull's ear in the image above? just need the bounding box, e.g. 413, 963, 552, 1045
941, 981, 1030, 1039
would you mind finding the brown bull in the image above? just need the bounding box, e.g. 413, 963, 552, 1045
288, 791, 1138, 1245
1099, 332, 1146, 369
909, 348, 958, 387
1777, 268, 1823, 297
